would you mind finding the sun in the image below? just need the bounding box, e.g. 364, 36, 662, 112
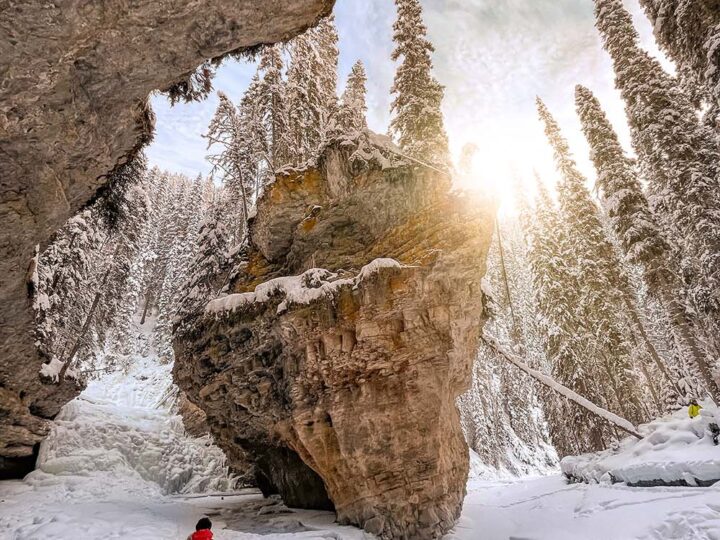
453, 144, 522, 216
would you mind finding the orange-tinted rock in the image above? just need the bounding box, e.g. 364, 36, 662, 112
174, 134, 495, 538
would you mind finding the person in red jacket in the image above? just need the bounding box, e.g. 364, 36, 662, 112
187, 517, 213, 540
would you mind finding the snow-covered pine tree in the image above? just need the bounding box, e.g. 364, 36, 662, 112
637, 0, 720, 117
521, 176, 612, 455
36, 153, 151, 375
256, 45, 291, 174
153, 175, 208, 363
458, 211, 557, 473
389, 0, 449, 168
206, 91, 254, 242
575, 85, 716, 400
36, 207, 107, 371
95, 155, 152, 360
593, 0, 720, 358
537, 98, 656, 422
337, 60, 368, 134
285, 16, 339, 165
175, 204, 231, 329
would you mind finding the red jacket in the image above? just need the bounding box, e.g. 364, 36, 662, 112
188, 530, 213, 540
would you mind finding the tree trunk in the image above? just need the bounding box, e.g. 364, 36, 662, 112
655, 275, 720, 400
139, 289, 154, 325
620, 294, 684, 397
483, 335, 643, 439
58, 266, 111, 380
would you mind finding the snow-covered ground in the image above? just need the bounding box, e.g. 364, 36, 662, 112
454, 475, 720, 540
2, 351, 720, 539
4, 467, 720, 539
562, 400, 720, 486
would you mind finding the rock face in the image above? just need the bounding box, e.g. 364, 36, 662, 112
0, 0, 334, 474
174, 134, 496, 538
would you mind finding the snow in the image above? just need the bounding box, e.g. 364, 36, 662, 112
452, 474, 720, 540
39, 357, 65, 382
561, 400, 720, 486
206, 259, 401, 316
3, 378, 720, 539
5, 468, 720, 539
6, 295, 720, 539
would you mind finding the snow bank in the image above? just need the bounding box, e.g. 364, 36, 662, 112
206, 259, 402, 316
561, 400, 720, 486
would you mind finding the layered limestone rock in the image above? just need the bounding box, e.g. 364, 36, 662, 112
0, 0, 333, 473
174, 134, 496, 538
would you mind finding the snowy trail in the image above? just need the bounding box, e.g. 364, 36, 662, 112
450, 476, 720, 540
2, 353, 720, 538
4, 460, 720, 539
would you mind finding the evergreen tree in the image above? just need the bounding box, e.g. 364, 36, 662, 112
286, 16, 339, 165
538, 98, 653, 423
389, 0, 449, 167
575, 85, 718, 399
256, 45, 291, 171
206, 91, 254, 241
337, 60, 368, 133
459, 212, 557, 470
36, 208, 107, 370
153, 175, 206, 362
176, 205, 231, 328
593, 0, 720, 356
638, 0, 720, 115
97, 158, 151, 359
522, 177, 611, 455
36, 154, 151, 375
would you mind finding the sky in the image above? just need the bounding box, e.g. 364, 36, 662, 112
145, 0, 673, 205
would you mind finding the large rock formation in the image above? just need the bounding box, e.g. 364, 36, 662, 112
0, 0, 334, 475
174, 134, 496, 538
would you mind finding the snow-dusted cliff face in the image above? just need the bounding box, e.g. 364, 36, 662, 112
0, 0, 334, 475
174, 135, 497, 539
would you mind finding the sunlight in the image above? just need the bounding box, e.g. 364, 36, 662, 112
453, 141, 527, 216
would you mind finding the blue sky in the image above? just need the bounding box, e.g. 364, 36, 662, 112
145, 0, 671, 199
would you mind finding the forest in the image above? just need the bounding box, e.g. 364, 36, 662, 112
2, 0, 720, 538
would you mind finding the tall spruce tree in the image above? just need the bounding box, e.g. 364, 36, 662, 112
175, 204, 231, 329
638, 0, 720, 117
522, 178, 611, 455
389, 0, 449, 167
286, 16, 339, 165
593, 0, 720, 358
575, 85, 718, 399
538, 98, 658, 422
337, 60, 368, 133
206, 91, 254, 242
257, 45, 290, 171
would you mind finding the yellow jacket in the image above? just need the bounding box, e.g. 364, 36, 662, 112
689, 403, 702, 418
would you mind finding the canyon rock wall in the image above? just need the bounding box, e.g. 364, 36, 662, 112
0, 0, 333, 473
174, 134, 496, 539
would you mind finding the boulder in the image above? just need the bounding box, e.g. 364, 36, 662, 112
174, 134, 496, 538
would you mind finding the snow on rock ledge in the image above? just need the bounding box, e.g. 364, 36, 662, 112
206, 260, 401, 316
173, 137, 496, 539
561, 400, 720, 487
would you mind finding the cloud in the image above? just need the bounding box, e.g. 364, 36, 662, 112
146, 0, 674, 199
